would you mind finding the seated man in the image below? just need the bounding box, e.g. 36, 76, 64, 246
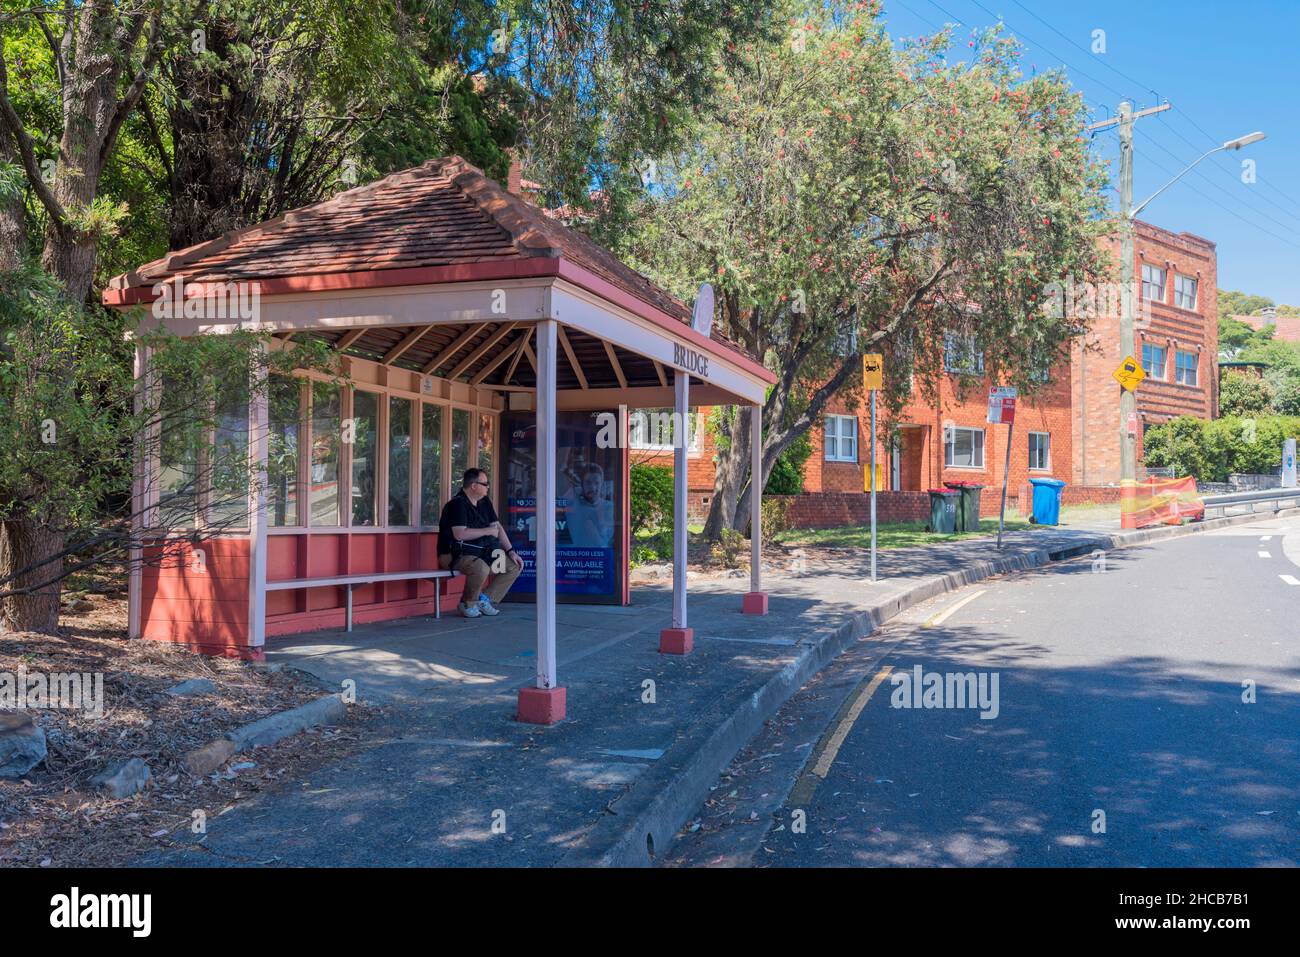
438, 468, 524, 618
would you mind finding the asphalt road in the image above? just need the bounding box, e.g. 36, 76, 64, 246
667, 513, 1300, 867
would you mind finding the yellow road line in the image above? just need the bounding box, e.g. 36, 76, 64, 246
921, 589, 987, 629
810, 666, 894, 781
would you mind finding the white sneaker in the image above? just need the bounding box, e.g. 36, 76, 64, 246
459, 602, 482, 619
478, 596, 500, 616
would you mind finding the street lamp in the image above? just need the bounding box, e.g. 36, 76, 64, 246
1130, 131, 1266, 219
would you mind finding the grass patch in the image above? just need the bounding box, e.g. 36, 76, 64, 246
774, 517, 1035, 550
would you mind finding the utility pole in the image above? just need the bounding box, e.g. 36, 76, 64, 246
1086, 100, 1170, 490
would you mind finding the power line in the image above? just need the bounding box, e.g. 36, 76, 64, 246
962, 0, 1134, 102
1007, 0, 1160, 101
1136, 148, 1300, 253
1117, 114, 1300, 236
1148, 115, 1300, 226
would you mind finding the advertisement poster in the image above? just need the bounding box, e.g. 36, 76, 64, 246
503, 411, 625, 603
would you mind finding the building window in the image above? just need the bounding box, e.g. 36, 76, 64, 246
1028, 431, 1050, 471
943, 332, 984, 374
1142, 264, 1167, 304
419, 403, 444, 526
309, 381, 342, 526
1173, 274, 1198, 311
388, 397, 413, 526
945, 426, 985, 469
1142, 343, 1167, 381
1174, 349, 1198, 386
630, 409, 703, 452
824, 414, 858, 462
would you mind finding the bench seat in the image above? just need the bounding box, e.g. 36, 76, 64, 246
265, 569, 459, 631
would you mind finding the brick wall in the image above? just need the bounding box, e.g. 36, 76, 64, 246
1071, 221, 1218, 485
774, 491, 931, 528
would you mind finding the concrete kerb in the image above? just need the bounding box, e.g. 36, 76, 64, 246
563, 504, 1291, 867
182, 694, 349, 776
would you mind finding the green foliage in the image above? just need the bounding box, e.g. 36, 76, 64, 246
629, 462, 674, 536
764, 431, 812, 495
1272, 377, 1300, 416
1218, 289, 1275, 319
1144, 415, 1300, 482
1218, 315, 1273, 357
620, 0, 1110, 496
1219, 373, 1274, 417
707, 527, 748, 568
0, 262, 339, 566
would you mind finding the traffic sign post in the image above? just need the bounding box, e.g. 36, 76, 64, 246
988, 387, 1018, 549
863, 354, 883, 582
1111, 354, 1146, 392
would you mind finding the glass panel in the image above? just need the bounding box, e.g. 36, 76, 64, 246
157, 375, 200, 529
351, 390, 379, 526
310, 381, 342, 526
207, 373, 250, 529
268, 377, 301, 527
388, 397, 413, 526
451, 407, 471, 489
478, 413, 494, 480
420, 404, 444, 526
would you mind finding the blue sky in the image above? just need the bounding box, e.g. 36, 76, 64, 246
882, 0, 1300, 305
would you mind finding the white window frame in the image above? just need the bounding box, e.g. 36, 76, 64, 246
1174, 349, 1198, 386
1142, 343, 1167, 381
1173, 274, 1198, 311
945, 426, 985, 469
1028, 431, 1051, 471
824, 414, 859, 463
629, 409, 703, 453
943, 332, 985, 375
1142, 264, 1167, 304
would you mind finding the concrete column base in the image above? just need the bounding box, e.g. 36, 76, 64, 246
742, 592, 769, 615
517, 686, 566, 724
659, 627, 694, 655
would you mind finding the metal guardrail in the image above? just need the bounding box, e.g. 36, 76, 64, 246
1200, 486, 1300, 518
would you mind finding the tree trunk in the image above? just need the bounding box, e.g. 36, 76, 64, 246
0, 138, 22, 271
0, 520, 64, 634
702, 405, 752, 540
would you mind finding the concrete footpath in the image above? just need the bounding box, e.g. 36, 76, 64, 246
136, 506, 1290, 867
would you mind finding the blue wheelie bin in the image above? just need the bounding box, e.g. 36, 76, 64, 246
1029, 477, 1067, 525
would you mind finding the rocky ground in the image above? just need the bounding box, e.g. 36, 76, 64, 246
0, 576, 367, 867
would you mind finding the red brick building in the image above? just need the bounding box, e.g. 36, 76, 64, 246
639, 218, 1218, 525
1070, 220, 1218, 485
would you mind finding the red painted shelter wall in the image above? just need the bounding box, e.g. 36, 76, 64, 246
139, 538, 252, 659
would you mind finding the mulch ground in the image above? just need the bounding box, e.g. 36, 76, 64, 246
0, 580, 368, 867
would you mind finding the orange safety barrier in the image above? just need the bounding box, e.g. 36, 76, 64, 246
1120, 476, 1205, 529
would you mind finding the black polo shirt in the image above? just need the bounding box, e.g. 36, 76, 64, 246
437, 491, 499, 557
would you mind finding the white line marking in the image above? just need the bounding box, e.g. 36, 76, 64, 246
1280, 575, 1300, 586
1259, 551, 1271, 559
1261, 535, 1273, 541
923, 589, 988, 628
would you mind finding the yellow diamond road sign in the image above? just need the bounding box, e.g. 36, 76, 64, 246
862, 353, 884, 391
1112, 355, 1146, 392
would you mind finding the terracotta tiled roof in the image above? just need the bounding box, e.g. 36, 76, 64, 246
1235, 313, 1300, 343
105, 156, 691, 326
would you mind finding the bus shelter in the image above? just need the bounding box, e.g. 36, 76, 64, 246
103, 156, 776, 723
